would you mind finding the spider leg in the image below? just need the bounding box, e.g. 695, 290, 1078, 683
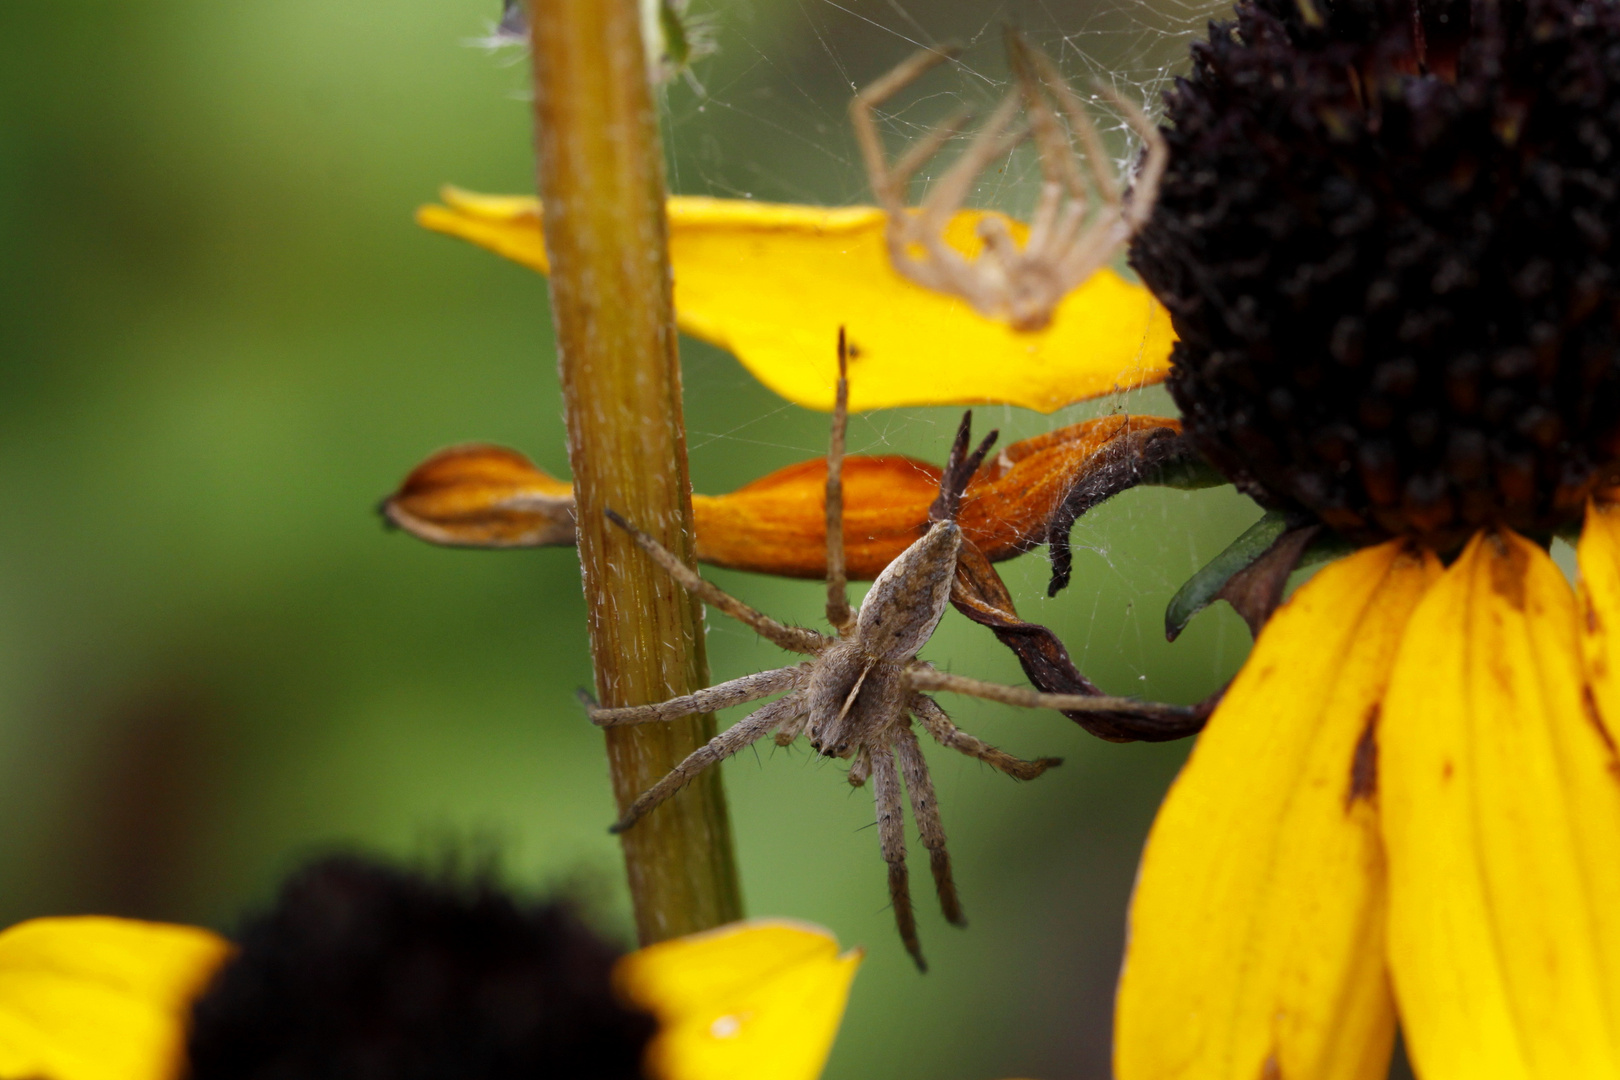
916, 93, 1026, 267
847, 744, 873, 787
870, 740, 926, 971
850, 46, 961, 215
1054, 220, 1131, 287
609, 693, 806, 834
1006, 35, 1090, 256
894, 720, 965, 927
890, 109, 973, 197
1093, 80, 1168, 231
1027, 48, 1122, 208
774, 708, 808, 747
824, 331, 855, 636
909, 692, 1061, 782
908, 664, 1156, 716
903, 91, 1027, 316
586, 664, 809, 727
604, 509, 829, 655
975, 214, 1026, 273
881, 116, 974, 293
1022, 180, 1065, 261
1045, 202, 1098, 274
863, 78, 1023, 306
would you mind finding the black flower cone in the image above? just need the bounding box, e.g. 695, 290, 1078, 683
187, 856, 655, 1080
1133, 0, 1620, 550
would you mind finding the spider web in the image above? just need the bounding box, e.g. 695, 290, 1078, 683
471, 6, 1263, 1078
641, 0, 1250, 696
661, 0, 1226, 211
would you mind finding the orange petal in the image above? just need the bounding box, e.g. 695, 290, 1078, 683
1382, 529, 1620, 1079
691, 454, 939, 579
381, 443, 576, 548
384, 416, 1181, 580
0, 916, 233, 1080
418, 189, 1174, 413
699, 416, 1181, 577
1116, 540, 1439, 1080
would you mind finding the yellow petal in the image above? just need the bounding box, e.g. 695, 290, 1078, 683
1578, 500, 1620, 749
1116, 540, 1439, 1080
1382, 529, 1620, 1079
418, 189, 1174, 413
0, 916, 232, 1080
616, 919, 862, 1080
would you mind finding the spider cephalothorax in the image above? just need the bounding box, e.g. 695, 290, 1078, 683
1133, 0, 1620, 550
852, 34, 1167, 333
590, 334, 1155, 969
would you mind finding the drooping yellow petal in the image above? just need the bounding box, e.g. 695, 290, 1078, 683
616, 919, 862, 1080
418, 189, 1174, 413
1578, 500, 1620, 749
0, 916, 232, 1080
1382, 529, 1620, 1079
1116, 540, 1439, 1080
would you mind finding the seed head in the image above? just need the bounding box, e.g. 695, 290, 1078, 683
1134, 0, 1620, 548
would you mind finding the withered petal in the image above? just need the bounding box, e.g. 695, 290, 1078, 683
381, 444, 577, 548
950, 540, 1209, 742
382, 415, 1183, 581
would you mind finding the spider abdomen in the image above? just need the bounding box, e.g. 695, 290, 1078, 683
856, 521, 960, 659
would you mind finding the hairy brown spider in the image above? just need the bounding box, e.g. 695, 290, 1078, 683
590, 332, 1141, 970
850, 34, 1168, 333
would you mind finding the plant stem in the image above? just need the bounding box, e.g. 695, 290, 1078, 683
528, 0, 744, 943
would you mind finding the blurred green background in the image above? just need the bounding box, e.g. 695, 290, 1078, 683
0, 1, 1258, 1077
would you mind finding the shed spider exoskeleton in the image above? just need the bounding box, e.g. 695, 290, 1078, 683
591, 332, 1149, 970
850, 34, 1168, 332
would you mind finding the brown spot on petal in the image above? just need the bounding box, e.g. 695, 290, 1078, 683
1346, 703, 1379, 808
1487, 531, 1528, 610
1580, 684, 1620, 783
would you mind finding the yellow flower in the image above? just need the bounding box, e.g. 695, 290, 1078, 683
618, 920, 862, 1080
1115, 516, 1620, 1078
419, 9, 1620, 1064
417, 188, 1173, 414
0, 915, 858, 1080
0, 916, 231, 1080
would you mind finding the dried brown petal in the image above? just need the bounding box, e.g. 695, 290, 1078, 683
381, 444, 575, 548
384, 416, 1185, 582
950, 540, 1210, 742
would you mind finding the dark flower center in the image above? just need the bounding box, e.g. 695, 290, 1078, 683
188, 856, 655, 1080
1133, 0, 1620, 549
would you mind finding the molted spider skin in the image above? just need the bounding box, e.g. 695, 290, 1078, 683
851, 34, 1167, 333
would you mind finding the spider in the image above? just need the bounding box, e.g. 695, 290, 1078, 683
849, 33, 1168, 333
590, 331, 1152, 970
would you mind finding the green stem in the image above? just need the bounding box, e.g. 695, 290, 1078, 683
528, 0, 743, 943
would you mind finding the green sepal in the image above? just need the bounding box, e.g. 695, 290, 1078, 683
1165, 509, 1293, 641
1142, 453, 1229, 492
